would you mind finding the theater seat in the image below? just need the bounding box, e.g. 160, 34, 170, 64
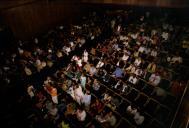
126, 89, 139, 102
134, 94, 148, 108
144, 99, 158, 116
146, 120, 166, 128
142, 84, 154, 96
159, 79, 171, 91
118, 119, 135, 128
134, 80, 145, 91
155, 106, 170, 124
162, 94, 177, 108
117, 100, 130, 116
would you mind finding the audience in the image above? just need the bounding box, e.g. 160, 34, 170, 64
1, 9, 187, 128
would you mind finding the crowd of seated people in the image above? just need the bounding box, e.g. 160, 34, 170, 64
51, 10, 188, 127
1, 9, 189, 128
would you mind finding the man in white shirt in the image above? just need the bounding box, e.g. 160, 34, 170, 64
74, 85, 84, 105
128, 74, 138, 85
82, 90, 91, 108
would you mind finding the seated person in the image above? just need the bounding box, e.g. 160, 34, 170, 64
110, 96, 120, 110
152, 87, 166, 98
125, 64, 136, 74
150, 49, 157, 57
82, 90, 91, 109
134, 68, 145, 77
149, 72, 161, 86
121, 83, 130, 93
170, 53, 183, 65
126, 105, 138, 115
134, 112, 145, 125
80, 73, 86, 89
64, 103, 76, 116
47, 104, 58, 119
114, 80, 122, 89
96, 59, 104, 69
82, 50, 88, 63
83, 62, 91, 73
90, 47, 96, 56
134, 57, 142, 67
90, 99, 104, 116
89, 64, 97, 76
128, 74, 138, 85
96, 111, 117, 127
121, 52, 129, 62
92, 79, 101, 91
102, 92, 112, 104
73, 85, 84, 105
75, 107, 87, 122
146, 62, 156, 73
112, 66, 124, 78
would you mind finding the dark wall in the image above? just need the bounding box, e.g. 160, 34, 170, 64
81, 0, 189, 8
0, 0, 83, 40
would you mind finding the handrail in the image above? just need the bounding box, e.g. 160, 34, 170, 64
169, 80, 189, 128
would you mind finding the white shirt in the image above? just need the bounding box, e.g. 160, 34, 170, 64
162, 32, 169, 40
127, 106, 137, 115
74, 86, 84, 100
151, 50, 157, 57
120, 35, 128, 41
138, 46, 145, 53
131, 33, 138, 39
128, 76, 138, 84
82, 94, 91, 106
96, 60, 104, 68
117, 25, 121, 32
171, 56, 182, 64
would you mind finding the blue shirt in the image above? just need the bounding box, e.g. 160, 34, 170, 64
113, 67, 124, 78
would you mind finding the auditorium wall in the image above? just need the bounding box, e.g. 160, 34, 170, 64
0, 0, 83, 40
81, 0, 189, 8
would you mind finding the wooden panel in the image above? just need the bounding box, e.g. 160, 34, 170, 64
0, 1, 82, 39
0, 0, 37, 10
